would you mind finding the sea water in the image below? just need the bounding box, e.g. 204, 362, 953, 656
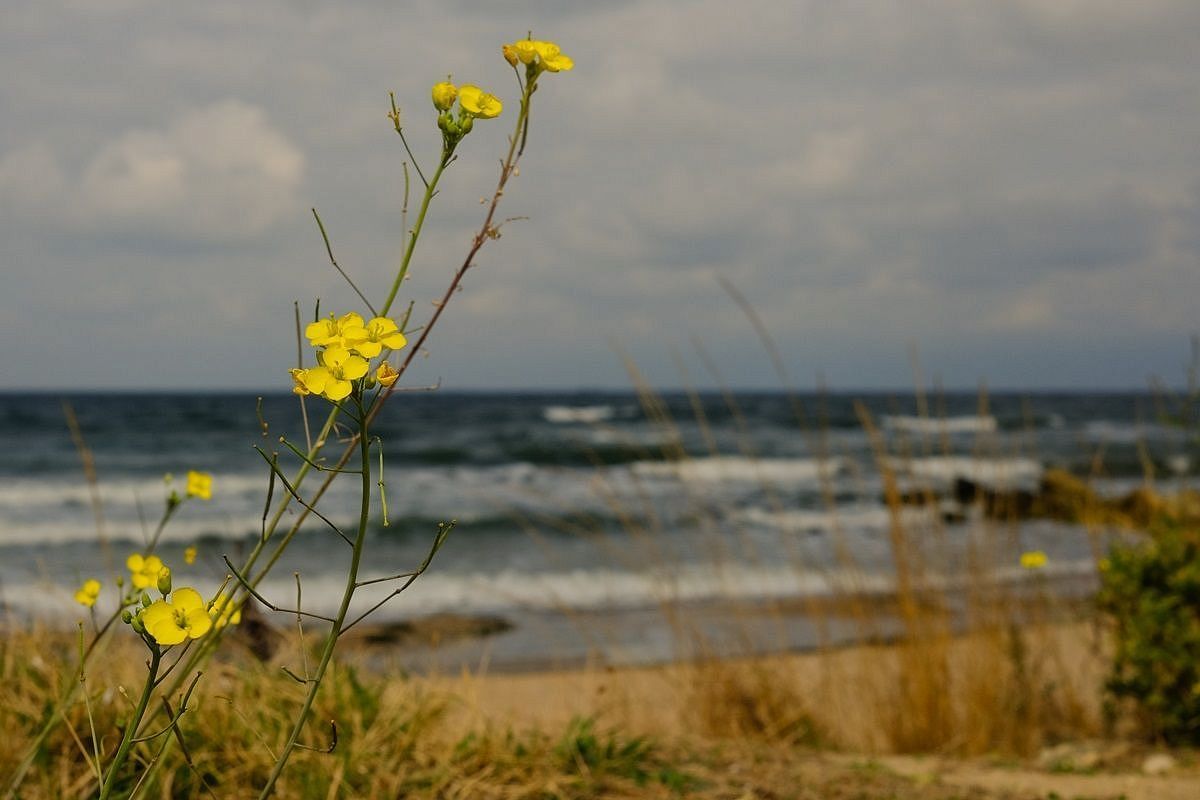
0, 390, 1191, 668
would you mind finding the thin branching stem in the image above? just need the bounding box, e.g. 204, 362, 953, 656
221, 556, 338, 623
312, 208, 377, 316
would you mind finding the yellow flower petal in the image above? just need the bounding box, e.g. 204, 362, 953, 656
183, 608, 213, 638
141, 600, 174, 631
172, 587, 206, 613
324, 378, 352, 401
432, 81, 457, 111
147, 618, 188, 646
340, 355, 369, 381
458, 85, 503, 119
376, 362, 400, 388
510, 40, 538, 65
126, 554, 144, 573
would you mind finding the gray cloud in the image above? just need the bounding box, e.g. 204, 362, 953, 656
2, 1, 1199, 390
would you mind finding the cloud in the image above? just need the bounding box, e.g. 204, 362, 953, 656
0, 142, 67, 212
75, 100, 304, 240
2, 1, 1200, 389
0, 100, 304, 242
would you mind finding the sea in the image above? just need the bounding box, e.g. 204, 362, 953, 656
0, 390, 1193, 670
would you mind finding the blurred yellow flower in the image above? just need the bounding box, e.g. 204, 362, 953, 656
127, 553, 165, 589
209, 592, 242, 629
74, 579, 101, 607
1020, 550, 1048, 570
141, 587, 212, 646
184, 545, 197, 565
376, 361, 400, 388
186, 470, 212, 500
458, 85, 503, 119
432, 80, 457, 111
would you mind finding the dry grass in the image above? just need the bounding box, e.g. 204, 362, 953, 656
0, 620, 1136, 800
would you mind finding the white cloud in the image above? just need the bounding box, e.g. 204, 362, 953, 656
74, 100, 304, 239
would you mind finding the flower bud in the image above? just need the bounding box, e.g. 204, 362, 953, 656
431, 81, 457, 112
438, 112, 456, 135
459, 114, 474, 135
130, 613, 145, 634
141, 592, 152, 608
376, 362, 400, 388
121, 610, 133, 624
157, 566, 172, 595
502, 43, 519, 67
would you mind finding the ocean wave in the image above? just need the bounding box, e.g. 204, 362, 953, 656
11, 555, 1104, 622
543, 405, 615, 424
735, 504, 941, 534
883, 415, 998, 435
886, 456, 1043, 488
630, 456, 846, 485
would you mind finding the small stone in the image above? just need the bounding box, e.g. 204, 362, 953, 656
1141, 753, 1176, 776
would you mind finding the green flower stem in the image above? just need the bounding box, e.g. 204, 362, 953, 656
256, 402, 373, 800
98, 649, 161, 800
147, 78, 538, 794
380, 155, 449, 317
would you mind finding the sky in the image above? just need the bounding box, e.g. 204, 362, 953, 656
2, 1, 1199, 392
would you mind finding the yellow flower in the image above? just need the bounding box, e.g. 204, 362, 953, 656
432, 80, 457, 111
508, 39, 538, 65
74, 579, 101, 607
376, 361, 399, 388
458, 85, 503, 119
345, 316, 408, 358
1020, 550, 1047, 570
186, 470, 212, 500
140, 587, 212, 646
127, 553, 165, 589
531, 40, 573, 72
505, 38, 573, 73
209, 592, 242, 629
184, 545, 197, 565
289, 367, 313, 396
305, 312, 365, 348
292, 347, 368, 402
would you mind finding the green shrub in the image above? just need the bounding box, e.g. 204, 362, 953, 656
1097, 518, 1200, 742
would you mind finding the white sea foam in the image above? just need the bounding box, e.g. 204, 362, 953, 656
630, 457, 846, 484
887, 456, 1043, 488
11, 555, 1103, 622
544, 405, 615, 424
1082, 420, 1185, 444
735, 504, 941, 534
883, 415, 997, 435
